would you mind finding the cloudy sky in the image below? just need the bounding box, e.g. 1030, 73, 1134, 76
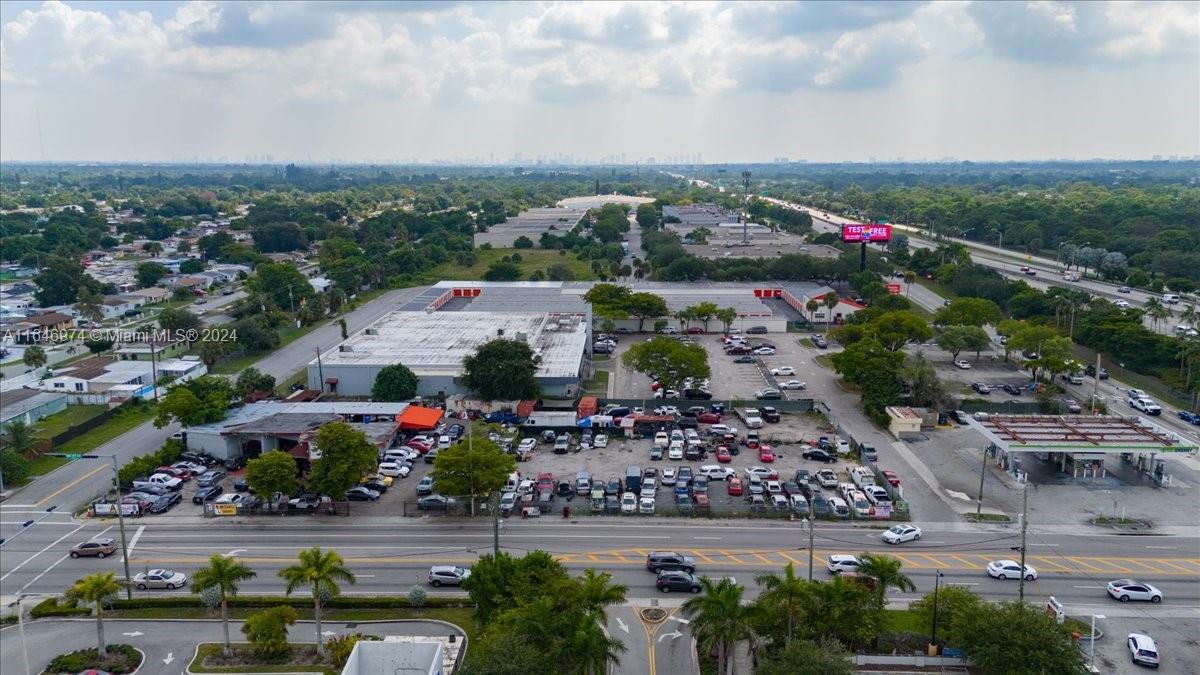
1, 1, 1197, 163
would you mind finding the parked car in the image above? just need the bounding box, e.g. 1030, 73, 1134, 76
779, 380, 806, 390
417, 495, 457, 511
971, 382, 991, 394
715, 446, 732, 463
987, 560, 1038, 581
132, 569, 188, 590
345, 486, 380, 501
1002, 383, 1024, 396
377, 462, 411, 478
755, 388, 782, 400
1107, 579, 1163, 603
816, 469, 838, 488
621, 492, 637, 513
196, 470, 226, 487
802, 448, 836, 463
954, 360, 972, 370
70, 538, 116, 558
427, 565, 470, 587
726, 477, 744, 496
1127, 633, 1160, 668
192, 485, 223, 503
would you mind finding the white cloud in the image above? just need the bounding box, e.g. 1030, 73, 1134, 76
815, 21, 928, 89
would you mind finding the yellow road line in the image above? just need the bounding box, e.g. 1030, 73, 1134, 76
1122, 559, 1165, 573
752, 553, 776, 565
1067, 557, 1109, 573
689, 551, 716, 564
1152, 559, 1197, 574
778, 551, 806, 566
37, 463, 110, 507
949, 555, 982, 569
1029, 557, 1075, 573
892, 554, 925, 568
917, 554, 951, 568
721, 550, 745, 564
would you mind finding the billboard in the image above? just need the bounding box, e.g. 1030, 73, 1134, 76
841, 223, 892, 243
886, 283, 902, 295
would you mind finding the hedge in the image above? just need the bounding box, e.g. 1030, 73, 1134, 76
108, 595, 472, 610
31, 597, 93, 619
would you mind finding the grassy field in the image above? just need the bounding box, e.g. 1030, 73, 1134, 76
584, 370, 610, 395
31, 405, 107, 440
50, 402, 157, 457
27, 454, 69, 477
427, 248, 597, 281
212, 321, 328, 375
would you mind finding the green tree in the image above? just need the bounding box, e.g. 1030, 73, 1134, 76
0, 447, 33, 484
715, 307, 737, 334
244, 450, 298, 499
234, 368, 276, 397
157, 307, 202, 332
65, 571, 123, 657
179, 258, 206, 274
831, 338, 905, 424
902, 354, 953, 410
636, 203, 658, 228
35, 255, 97, 306
865, 310, 933, 351
461, 339, 541, 400
624, 292, 669, 331
192, 554, 257, 656
2, 419, 35, 455
909, 585, 986, 648
822, 292, 839, 328
154, 377, 232, 428
576, 568, 628, 623
83, 337, 114, 354
197, 338, 229, 369
22, 345, 47, 369
307, 422, 377, 499
484, 260, 522, 281
513, 235, 534, 249
805, 298, 820, 325
621, 336, 711, 394
688, 301, 720, 331
855, 553, 916, 641
370, 363, 419, 401
935, 325, 972, 360
241, 606, 297, 661
462, 550, 570, 625
960, 324, 992, 360
278, 547, 356, 657
753, 562, 807, 645
955, 601, 1086, 673
136, 261, 168, 288
682, 576, 758, 675
74, 288, 105, 326
933, 297, 1002, 327
246, 262, 315, 313
754, 638, 854, 675
431, 430, 517, 513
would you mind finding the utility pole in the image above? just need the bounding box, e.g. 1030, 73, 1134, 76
1090, 353, 1102, 414
315, 347, 324, 393
804, 517, 815, 581
44, 453, 134, 598
976, 444, 988, 518
491, 491, 501, 556
930, 570, 943, 652
1017, 486, 1029, 603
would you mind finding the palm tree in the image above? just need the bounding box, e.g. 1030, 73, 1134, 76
822, 292, 839, 331
577, 568, 627, 623
278, 547, 355, 656
903, 271, 916, 298
143, 241, 163, 257
674, 309, 693, 333
568, 609, 627, 675
3, 419, 34, 455
193, 554, 257, 656
716, 307, 737, 335
74, 289, 105, 326
1143, 298, 1170, 331
754, 562, 807, 645
682, 576, 758, 675
805, 299, 820, 327
856, 553, 916, 636
66, 571, 123, 657
22, 345, 47, 370
1179, 304, 1199, 330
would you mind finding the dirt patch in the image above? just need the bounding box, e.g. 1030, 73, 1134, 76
639, 607, 668, 623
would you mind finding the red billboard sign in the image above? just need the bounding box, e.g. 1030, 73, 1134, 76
841, 223, 892, 243
886, 283, 902, 295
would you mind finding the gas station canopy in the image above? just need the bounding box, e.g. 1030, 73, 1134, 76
966, 414, 1196, 455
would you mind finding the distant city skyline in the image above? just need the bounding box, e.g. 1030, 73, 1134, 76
1, 1, 1197, 163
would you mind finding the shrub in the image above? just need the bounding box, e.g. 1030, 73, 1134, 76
242, 606, 297, 661
46, 644, 141, 674
31, 597, 92, 619
326, 633, 382, 667
407, 586, 427, 608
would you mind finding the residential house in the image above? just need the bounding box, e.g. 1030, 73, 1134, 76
128, 287, 168, 304
100, 295, 144, 320
0, 389, 69, 427
115, 339, 190, 361
4, 311, 74, 344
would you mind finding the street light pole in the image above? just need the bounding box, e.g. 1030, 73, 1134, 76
803, 517, 815, 581
1089, 614, 1105, 670
1017, 485, 1030, 603
8, 595, 31, 675
44, 453, 134, 598
930, 570, 944, 652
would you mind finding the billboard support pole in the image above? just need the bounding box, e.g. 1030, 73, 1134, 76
860, 241, 867, 272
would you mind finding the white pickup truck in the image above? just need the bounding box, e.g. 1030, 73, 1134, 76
132, 473, 183, 492
737, 408, 764, 429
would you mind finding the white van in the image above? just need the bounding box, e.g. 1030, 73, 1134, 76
1162, 294, 1180, 304
504, 472, 521, 493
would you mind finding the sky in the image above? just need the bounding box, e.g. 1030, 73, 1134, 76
1, 0, 1197, 164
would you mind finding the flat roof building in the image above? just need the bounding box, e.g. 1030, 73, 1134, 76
473, 207, 587, 247
662, 204, 737, 227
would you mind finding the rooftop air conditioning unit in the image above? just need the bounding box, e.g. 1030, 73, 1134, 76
515, 331, 528, 342
364, 328, 378, 336
498, 328, 505, 336
338, 345, 353, 352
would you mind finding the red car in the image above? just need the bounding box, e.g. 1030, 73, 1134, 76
407, 439, 433, 454
155, 466, 191, 481
536, 472, 554, 492
650, 381, 662, 391
697, 412, 721, 424
686, 327, 704, 334
758, 446, 776, 463
715, 446, 732, 463
727, 477, 744, 496
694, 493, 710, 508
882, 470, 901, 488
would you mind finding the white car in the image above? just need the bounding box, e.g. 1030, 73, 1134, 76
699, 465, 736, 480
640, 479, 657, 498
132, 569, 188, 590
653, 389, 680, 399
661, 468, 678, 485
518, 438, 537, 452
1127, 633, 1160, 668
1106, 579, 1163, 603
593, 434, 608, 448
655, 405, 681, 416
752, 347, 776, 355
621, 492, 638, 513
214, 493, 246, 505
654, 432, 670, 448
667, 443, 684, 460
1115, 299, 1131, 308
816, 469, 839, 488
987, 559, 1038, 581
745, 466, 777, 479
826, 555, 861, 575
377, 462, 411, 478
881, 524, 922, 544
835, 439, 851, 454
708, 424, 737, 436
779, 380, 806, 390
954, 360, 972, 370
770, 366, 796, 376
437, 435, 452, 449
639, 496, 656, 513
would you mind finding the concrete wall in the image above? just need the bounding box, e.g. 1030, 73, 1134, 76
306, 363, 581, 399
188, 430, 241, 460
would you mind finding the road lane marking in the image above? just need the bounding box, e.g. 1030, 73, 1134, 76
1123, 559, 1166, 573
1067, 557, 1109, 573
720, 550, 745, 564
693, 536, 722, 540
0, 523, 87, 581
1152, 559, 1197, 573
752, 553, 775, 565
127, 525, 145, 555
1074, 586, 1104, 589
1145, 546, 1177, 550
20, 554, 69, 592
36, 464, 110, 507
950, 555, 982, 568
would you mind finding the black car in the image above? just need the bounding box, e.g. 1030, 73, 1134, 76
540, 430, 557, 443
362, 479, 389, 493
604, 495, 620, 514
605, 478, 622, 496
556, 480, 574, 497
676, 416, 698, 429
746, 326, 768, 334
233, 477, 250, 492
813, 336, 828, 349
656, 571, 702, 593
448, 424, 465, 440
1002, 383, 1024, 396
682, 389, 713, 400
180, 452, 216, 467
802, 448, 837, 463
732, 355, 755, 364
684, 445, 703, 461
149, 493, 182, 513
192, 485, 223, 503
760, 407, 780, 423
417, 495, 456, 511
1085, 365, 1109, 379
223, 456, 247, 471
794, 469, 810, 484
345, 487, 380, 501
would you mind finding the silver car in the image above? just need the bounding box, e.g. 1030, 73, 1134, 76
132, 569, 188, 590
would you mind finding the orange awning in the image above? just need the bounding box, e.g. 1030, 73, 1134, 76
397, 405, 444, 430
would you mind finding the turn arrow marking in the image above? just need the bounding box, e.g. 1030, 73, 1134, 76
658, 630, 683, 642
615, 617, 629, 634
121, 631, 144, 637
225, 549, 248, 557
162, 653, 174, 665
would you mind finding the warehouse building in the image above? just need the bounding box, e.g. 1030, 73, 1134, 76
473, 207, 588, 247
308, 282, 592, 398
